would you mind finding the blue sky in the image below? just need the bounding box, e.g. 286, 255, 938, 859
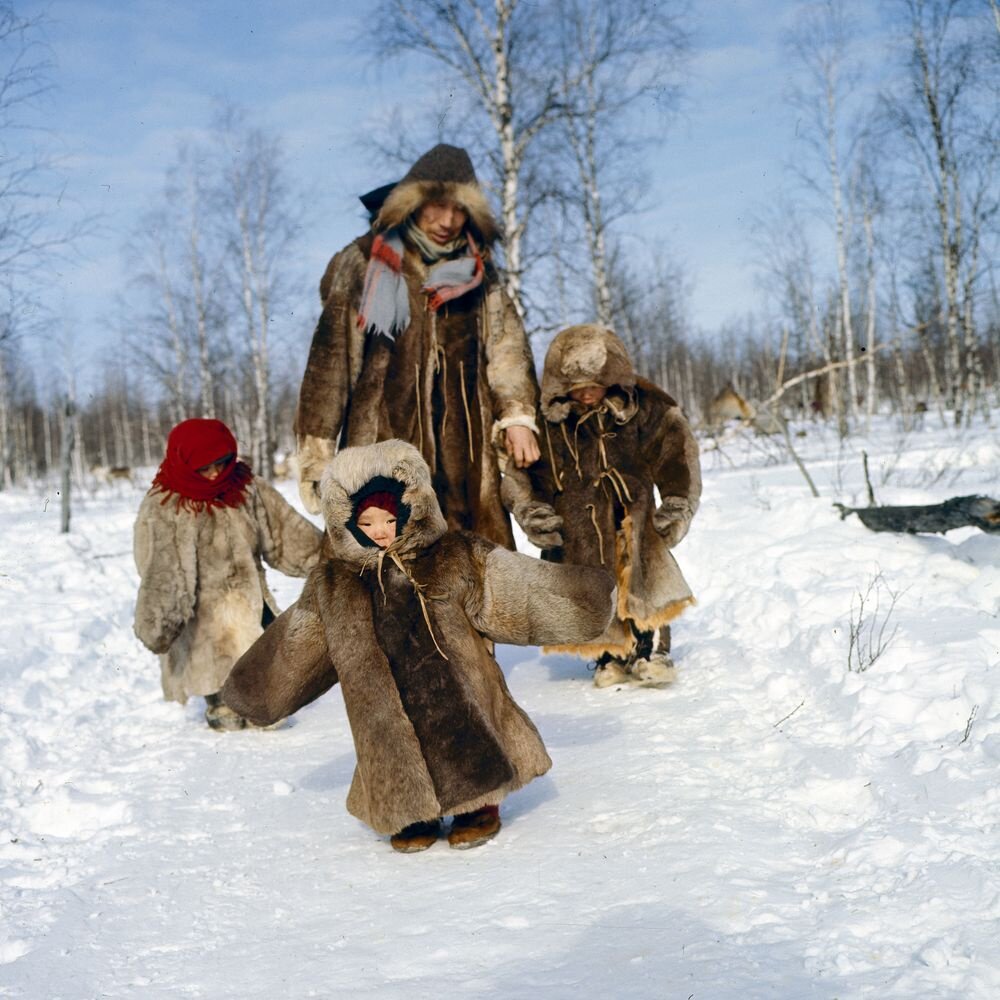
22, 0, 887, 375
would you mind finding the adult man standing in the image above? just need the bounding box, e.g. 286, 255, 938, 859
295, 144, 540, 547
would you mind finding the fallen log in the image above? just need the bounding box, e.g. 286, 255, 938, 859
833, 495, 1000, 535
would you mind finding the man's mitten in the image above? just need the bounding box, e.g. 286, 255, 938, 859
653, 496, 698, 548
296, 435, 335, 515
514, 501, 564, 549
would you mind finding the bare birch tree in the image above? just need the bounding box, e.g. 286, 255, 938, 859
168, 143, 220, 419
551, 0, 688, 328
372, 0, 565, 318
124, 213, 194, 426
786, 0, 867, 424
212, 106, 301, 479
883, 0, 998, 424
0, 3, 91, 488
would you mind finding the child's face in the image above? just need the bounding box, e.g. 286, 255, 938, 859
197, 454, 234, 481
356, 506, 397, 548
569, 384, 607, 408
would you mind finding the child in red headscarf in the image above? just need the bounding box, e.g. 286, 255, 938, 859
133, 418, 325, 730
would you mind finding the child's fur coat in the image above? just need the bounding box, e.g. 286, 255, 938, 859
503, 324, 702, 659
133, 480, 324, 703
221, 439, 616, 836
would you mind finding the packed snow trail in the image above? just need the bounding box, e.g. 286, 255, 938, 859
2, 419, 999, 998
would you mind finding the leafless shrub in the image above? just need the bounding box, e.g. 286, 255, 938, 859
748, 475, 771, 511
847, 569, 902, 673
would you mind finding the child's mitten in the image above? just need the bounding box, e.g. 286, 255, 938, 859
296, 435, 335, 514
514, 500, 564, 549
653, 496, 697, 547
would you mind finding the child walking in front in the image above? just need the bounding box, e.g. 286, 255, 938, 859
221, 439, 615, 851
133, 418, 324, 730
502, 324, 702, 688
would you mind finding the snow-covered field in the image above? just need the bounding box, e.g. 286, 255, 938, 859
2, 416, 999, 999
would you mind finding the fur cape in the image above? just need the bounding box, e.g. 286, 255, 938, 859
133, 479, 324, 703
503, 324, 702, 659
295, 170, 538, 548
221, 440, 616, 836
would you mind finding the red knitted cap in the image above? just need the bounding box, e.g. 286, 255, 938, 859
356, 491, 399, 517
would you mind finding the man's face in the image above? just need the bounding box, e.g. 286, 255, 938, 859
415, 198, 468, 244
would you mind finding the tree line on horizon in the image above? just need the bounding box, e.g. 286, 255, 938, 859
0, 0, 998, 490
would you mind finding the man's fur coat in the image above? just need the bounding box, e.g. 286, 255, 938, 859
221, 439, 616, 836
294, 145, 538, 548
503, 324, 702, 659
133, 480, 324, 703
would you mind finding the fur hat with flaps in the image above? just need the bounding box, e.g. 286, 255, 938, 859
320, 439, 447, 564
541, 324, 638, 424
375, 144, 500, 245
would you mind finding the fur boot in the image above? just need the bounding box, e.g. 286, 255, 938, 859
447, 805, 501, 849
390, 818, 443, 853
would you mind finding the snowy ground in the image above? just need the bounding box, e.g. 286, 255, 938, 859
2, 415, 999, 999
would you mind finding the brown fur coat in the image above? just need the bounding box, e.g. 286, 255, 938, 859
221, 440, 616, 836
133, 479, 324, 703
294, 176, 538, 548
503, 325, 702, 659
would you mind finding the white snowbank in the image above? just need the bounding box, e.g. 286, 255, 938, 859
1, 416, 999, 998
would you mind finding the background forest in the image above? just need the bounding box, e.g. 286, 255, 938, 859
1, 0, 999, 486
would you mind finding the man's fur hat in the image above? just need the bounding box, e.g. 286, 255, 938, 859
375, 144, 500, 245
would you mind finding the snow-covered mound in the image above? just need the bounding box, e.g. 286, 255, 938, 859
2, 416, 998, 998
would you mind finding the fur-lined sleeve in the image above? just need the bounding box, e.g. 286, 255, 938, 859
133, 493, 198, 655
467, 539, 614, 647
640, 384, 702, 509
482, 281, 540, 438
500, 454, 558, 510
253, 479, 324, 577
221, 569, 338, 727
294, 243, 368, 447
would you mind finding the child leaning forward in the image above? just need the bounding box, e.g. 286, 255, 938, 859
133, 418, 323, 730
502, 323, 701, 689
221, 439, 615, 851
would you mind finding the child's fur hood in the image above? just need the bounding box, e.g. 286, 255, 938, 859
320, 439, 448, 565
541, 324, 638, 424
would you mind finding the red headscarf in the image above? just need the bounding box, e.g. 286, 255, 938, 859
151, 418, 253, 513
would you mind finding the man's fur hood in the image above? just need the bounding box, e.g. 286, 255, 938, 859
541, 324, 638, 424
223, 440, 616, 835
374, 143, 500, 245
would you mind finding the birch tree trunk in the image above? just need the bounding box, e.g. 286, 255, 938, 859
212, 107, 300, 480
905, 1, 970, 424
186, 170, 216, 419
60, 397, 74, 534
826, 76, 858, 421
0, 350, 11, 489
786, 0, 860, 426
561, 45, 613, 325
862, 207, 878, 430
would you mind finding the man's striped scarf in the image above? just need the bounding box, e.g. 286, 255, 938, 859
356, 227, 485, 341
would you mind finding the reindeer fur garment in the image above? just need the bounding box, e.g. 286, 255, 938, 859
222, 440, 616, 836
296, 170, 538, 547
133, 479, 324, 703
503, 324, 702, 659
